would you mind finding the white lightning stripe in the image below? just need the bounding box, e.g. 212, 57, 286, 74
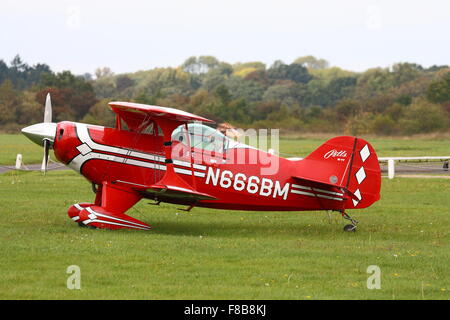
291, 189, 315, 197
291, 184, 344, 196
312, 188, 344, 197
316, 194, 344, 201
71, 216, 80, 221
174, 167, 206, 178
86, 219, 151, 230
73, 123, 208, 177
74, 203, 84, 211
162, 185, 195, 193
173, 159, 206, 171
291, 184, 311, 190
77, 123, 203, 168
193, 164, 207, 171
291, 189, 344, 201
130, 150, 164, 163
69, 152, 166, 173
174, 167, 193, 176
125, 158, 166, 171
86, 207, 150, 229
77, 123, 133, 157
70, 151, 208, 179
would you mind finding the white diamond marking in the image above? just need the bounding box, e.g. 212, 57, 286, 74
76, 143, 92, 156
354, 189, 362, 200
360, 144, 370, 162
355, 167, 366, 184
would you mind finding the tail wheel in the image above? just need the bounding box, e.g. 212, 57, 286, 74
343, 224, 357, 232
341, 210, 358, 232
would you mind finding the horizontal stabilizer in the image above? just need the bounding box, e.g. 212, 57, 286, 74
291, 175, 358, 202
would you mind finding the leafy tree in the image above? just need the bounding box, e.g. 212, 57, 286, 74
16, 91, 43, 125
385, 103, 405, 122
400, 99, 448, 134
371, 114, 397, 135
225, 76, 265, 102
250, 101, 282, 121
293, 55, 329, 69
38, 71, 97, 120
182, 56, 220, 74
82, 99, 116, 127
394, 94, 412, 106
427, 72, 450, 103
116, 75, 135, 91
391, 62, 422, 86
95, 67, 114, 79
267, 61, 312, 84
335, 99, 361, 122
214, 85, 232, 105
0, 80, 18, 124
263, 82, 306, 107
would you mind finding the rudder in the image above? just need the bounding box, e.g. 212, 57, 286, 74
293, 136, 381, 209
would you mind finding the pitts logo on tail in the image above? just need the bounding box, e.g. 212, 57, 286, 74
324, 149, 348, 160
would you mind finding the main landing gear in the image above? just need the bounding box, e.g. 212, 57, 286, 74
341, 210, 358, 232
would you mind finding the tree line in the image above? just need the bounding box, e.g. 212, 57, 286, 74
1, 54, 449, 135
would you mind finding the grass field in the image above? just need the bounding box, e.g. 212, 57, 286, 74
0, 133, 449, 300
0, 170, 449, 300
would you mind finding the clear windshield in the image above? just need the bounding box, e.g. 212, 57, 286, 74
172, 123, 233, 153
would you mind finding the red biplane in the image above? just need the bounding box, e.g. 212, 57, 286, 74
22, 94, 381, 232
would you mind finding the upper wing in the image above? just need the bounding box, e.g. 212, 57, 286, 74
109, 101, 214, 131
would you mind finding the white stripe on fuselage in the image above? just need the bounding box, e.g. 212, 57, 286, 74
69, 123, 203, 176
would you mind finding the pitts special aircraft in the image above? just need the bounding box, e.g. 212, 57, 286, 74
21, 94, 381, 232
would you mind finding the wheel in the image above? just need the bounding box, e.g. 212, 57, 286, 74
343, 224, 357, 232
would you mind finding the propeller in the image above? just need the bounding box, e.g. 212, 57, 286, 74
21, 93, 56, 174
43, 92, 52, 123
41, 94, 52, 174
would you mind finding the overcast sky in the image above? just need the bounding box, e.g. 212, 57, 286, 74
1, 0, 449, 75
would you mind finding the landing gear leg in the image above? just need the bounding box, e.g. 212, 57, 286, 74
341, 210, 358, 232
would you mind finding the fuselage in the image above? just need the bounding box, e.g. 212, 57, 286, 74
53, 121, 347, 212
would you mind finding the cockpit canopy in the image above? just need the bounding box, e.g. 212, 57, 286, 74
172, 123, 238, 153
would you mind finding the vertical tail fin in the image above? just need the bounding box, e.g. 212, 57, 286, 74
293, 136, 381, 209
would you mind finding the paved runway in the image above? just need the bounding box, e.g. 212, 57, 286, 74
380, 161, 450, 176
0, 162, 67, 174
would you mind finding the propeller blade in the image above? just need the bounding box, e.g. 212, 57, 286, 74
41, 139, 50, 174
44, 93, 52, 123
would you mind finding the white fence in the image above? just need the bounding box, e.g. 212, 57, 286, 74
378, 156, 450, 179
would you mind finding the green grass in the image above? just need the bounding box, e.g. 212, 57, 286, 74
0, 134, 50, 166
0, 170, 448, 299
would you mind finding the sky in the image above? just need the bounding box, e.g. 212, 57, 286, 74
1, 0, 449, 75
